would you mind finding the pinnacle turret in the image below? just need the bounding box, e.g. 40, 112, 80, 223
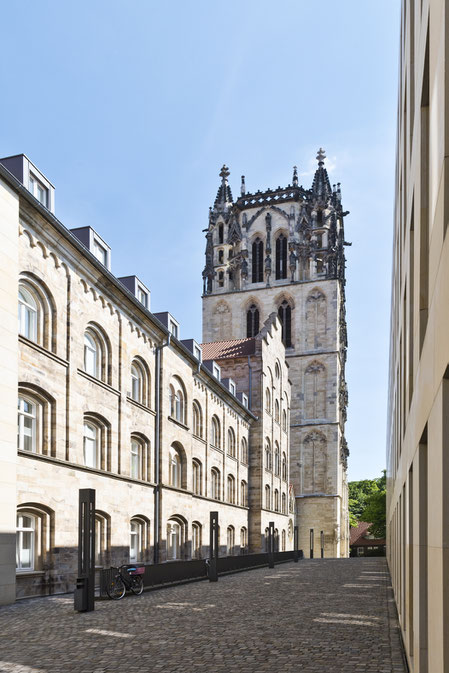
311, 148, 332, 199
213, 164, 234, 210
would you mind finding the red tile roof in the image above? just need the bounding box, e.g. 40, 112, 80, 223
350, 521, 385, 546
201, 338, 256, 360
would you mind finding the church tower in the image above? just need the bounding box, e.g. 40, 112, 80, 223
202, 151, 350, 557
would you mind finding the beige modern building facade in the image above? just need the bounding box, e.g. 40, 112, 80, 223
0, 154, 294, 604
202, 158, 350, 557
387, 1, 449, 671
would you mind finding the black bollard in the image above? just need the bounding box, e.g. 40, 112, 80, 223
208, 511, 219, 582
268, 521, 275, 568
74, 489, 95, 612
294, 525, 299, 562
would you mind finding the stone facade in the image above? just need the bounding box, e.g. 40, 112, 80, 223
0, 154, 295, 603
387, 2, 449, 671
202, 156, 349, 557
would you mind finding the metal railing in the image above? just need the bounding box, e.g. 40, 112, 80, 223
99, 549, 303, 598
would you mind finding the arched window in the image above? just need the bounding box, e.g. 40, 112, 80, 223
192, 459, 202, 495
240, 480, 248, 507
218, 270, 225, 288
274, 528, 279, 552
282, 493, 287, 514
131, 436, 149, 481
278, 300, 292, 348
265, 388, 272, 414
306, 289, 327, 350
227, 475, 236, 504
274, 444, 280, 476
240, 527, 248, 554
252, 237, 264, 283
16, 504, 54, 572
18, 276, 55, 351
275, 233, 287, 280
192, 401, 203, 438
265, 484, 271, 509
227, 526, 235, 555
211, 415, 221, 448
218, 223, 224, 244
282, 409, 288, 432
16, 512, 35, 570
211, 467, 221, 500
129, 519, 143, 563
265, 439, 272, 471
282, 529, 286, 551
167, 517, 185, 560
218, 249, 224, 264
130, 358, 150, 406
227, 428, 236, 457
264, 527, 270, 551
241, 437, 248, 464
84, 324, 110, 383
275, 361, 281, 379
274, 400, 280, 423
246, 304, 260, 337
192, 522, 202, 559
169, 377, 186, 424
274, 489, 280, 512
282, 452, 287, 481
169, 445, 183, 488
83, 421, 98, 469
18, 285, 38, 342
18, 396, 37, 453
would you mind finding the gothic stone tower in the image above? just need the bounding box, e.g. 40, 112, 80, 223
202, 151, 349, 557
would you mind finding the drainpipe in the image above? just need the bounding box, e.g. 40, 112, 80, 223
154, 334, 171, 564
247, 355, 253, 410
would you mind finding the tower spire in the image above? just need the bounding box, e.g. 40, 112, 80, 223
311, 148, 332, 198
213, 164, 233, 211
292, 165, 298, 187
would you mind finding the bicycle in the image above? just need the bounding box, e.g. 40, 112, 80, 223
106, 564, 145, 600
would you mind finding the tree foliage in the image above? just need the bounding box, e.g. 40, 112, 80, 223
348, 470, 386, 537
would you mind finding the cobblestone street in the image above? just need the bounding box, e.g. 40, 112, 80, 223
0, 558, 406, 673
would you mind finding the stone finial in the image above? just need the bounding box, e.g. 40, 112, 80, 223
292, 165, 298, 187
219, 164, 230, 180
316, 148, 326, 165
241, 175, 246, 196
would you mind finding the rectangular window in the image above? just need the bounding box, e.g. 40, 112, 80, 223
194, 346, 202, 361
213, 366, 220, 380
28, 173, 48, 206
169, 321, 178, 338
93, 240, 107, 265
230, 382, 236, 395
137, 287, 147, 307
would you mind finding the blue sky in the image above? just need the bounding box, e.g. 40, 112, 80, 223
1, 0, 401, 481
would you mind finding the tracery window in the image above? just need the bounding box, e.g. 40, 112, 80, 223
252, 238, 264, 283
246, 304, 260, 337
278, 300, 292, 348
169, 377, 186, 424
84, 324, 109, 382
130, 358, 149, 406
275, 233, 287, 280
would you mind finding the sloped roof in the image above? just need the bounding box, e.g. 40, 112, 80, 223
201, 338, 256, 360
350, 521, 386, 546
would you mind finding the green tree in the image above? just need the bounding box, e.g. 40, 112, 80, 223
348, 470, 386, 532
361, 490, 386, 538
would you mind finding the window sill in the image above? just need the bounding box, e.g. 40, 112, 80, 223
167, 416, 189, 431
192, 434, 206, 444
227, 454, 238, 462
19, 335, 69, 368
210, 444, 223, 454
16, 570, 45, 576
77, 369, 120, 396
127, 396, 156, 415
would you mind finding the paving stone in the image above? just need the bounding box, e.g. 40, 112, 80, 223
0, 558, 406, 673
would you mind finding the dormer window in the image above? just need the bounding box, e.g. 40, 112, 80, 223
93, 239, 108, 266
229, 381, 236, 396
137, 287, 148, 308
213, 364, 221, 381
29, 174, 48, 207
194, 345, 202, 361
169, 321, 178, 339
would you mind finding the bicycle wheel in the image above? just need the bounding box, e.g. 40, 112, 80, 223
130, 575, 144, 596
106, 575, 126, 600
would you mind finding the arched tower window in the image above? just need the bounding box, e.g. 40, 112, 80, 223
218, 223, 224, 244
252, 238, 264, 283
278, 300, 292, 348
246, 304, 260, 337
275, 234, 287, 280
